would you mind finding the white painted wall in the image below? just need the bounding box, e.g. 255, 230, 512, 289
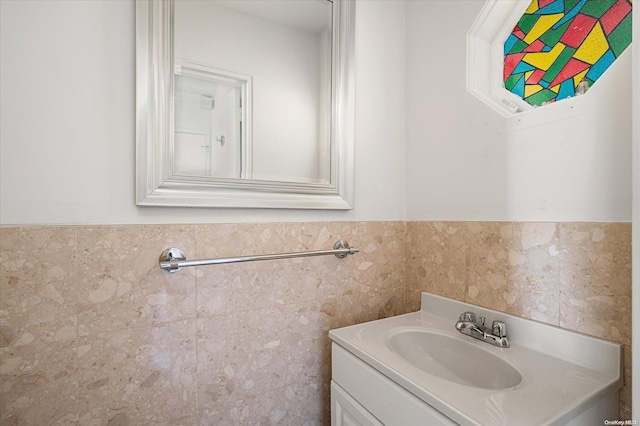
0, 0, 406, 225
3, 0, 629, 226
405, 0, 632, 222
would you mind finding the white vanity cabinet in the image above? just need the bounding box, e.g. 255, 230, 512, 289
331, 381, 383, 426
331, 344, 456, 426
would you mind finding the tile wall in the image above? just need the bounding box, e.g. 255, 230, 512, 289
0, 221, 632, 424
407, 221, 632, 420
0, 222, 406, 425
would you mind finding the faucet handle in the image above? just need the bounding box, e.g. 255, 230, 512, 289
492, 320, 507, 338
459, 311, 476, 322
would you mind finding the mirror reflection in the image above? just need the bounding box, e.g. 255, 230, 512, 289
173, 0, 333, 184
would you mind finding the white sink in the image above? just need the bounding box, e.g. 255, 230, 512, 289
388, 330, 522, 390
330, 292, 623, 426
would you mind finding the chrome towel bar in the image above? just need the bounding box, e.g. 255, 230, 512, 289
159, 240, 359, 273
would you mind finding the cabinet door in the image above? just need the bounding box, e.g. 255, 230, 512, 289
332, 381, 384, 426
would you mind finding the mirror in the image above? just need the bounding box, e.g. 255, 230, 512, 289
136, 0, 355, 209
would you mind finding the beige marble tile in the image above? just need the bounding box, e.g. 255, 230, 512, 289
559, 223, 631, 345
407, 221, 562, 324
199, 389, 287, 425
282, 222, 406, 306
282, 301, 332, 381
282, 301, 333, 426
558, 223, 632, 420
195, 223, 287, 317
620, 344, 632, 421
197, 307, 287, 410
77, 320, 198, 425
0, 226, 77, 347
0, 220, 632, 424
0, 338, 78, 425
77, 225, 196, 335
503, 222, 560, 325
281, 222, 360, 303
285, 379, 328, 425
350, 222, 406, 306
465, 222, 512, 312
406, 222, 467, 310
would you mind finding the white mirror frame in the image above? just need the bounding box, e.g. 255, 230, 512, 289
135, 0, 355, 209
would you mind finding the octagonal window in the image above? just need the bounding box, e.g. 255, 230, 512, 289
504, 0, 632, 107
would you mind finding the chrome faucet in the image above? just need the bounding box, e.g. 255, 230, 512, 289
455, 311, 510, 348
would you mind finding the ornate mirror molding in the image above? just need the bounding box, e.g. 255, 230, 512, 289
135, 0, 355, 209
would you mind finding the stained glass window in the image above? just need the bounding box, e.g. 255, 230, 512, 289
504, 0, 632, 106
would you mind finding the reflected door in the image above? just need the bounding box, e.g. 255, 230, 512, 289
174, 70, 245, 178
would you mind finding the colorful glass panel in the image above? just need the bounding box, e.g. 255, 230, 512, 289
503, 0, 633, 106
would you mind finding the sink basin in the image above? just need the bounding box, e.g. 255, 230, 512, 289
388, 330, 522, 389
330, 292, 623, 425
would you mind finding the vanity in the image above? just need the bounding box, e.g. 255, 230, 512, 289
329, 293, 623, 426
